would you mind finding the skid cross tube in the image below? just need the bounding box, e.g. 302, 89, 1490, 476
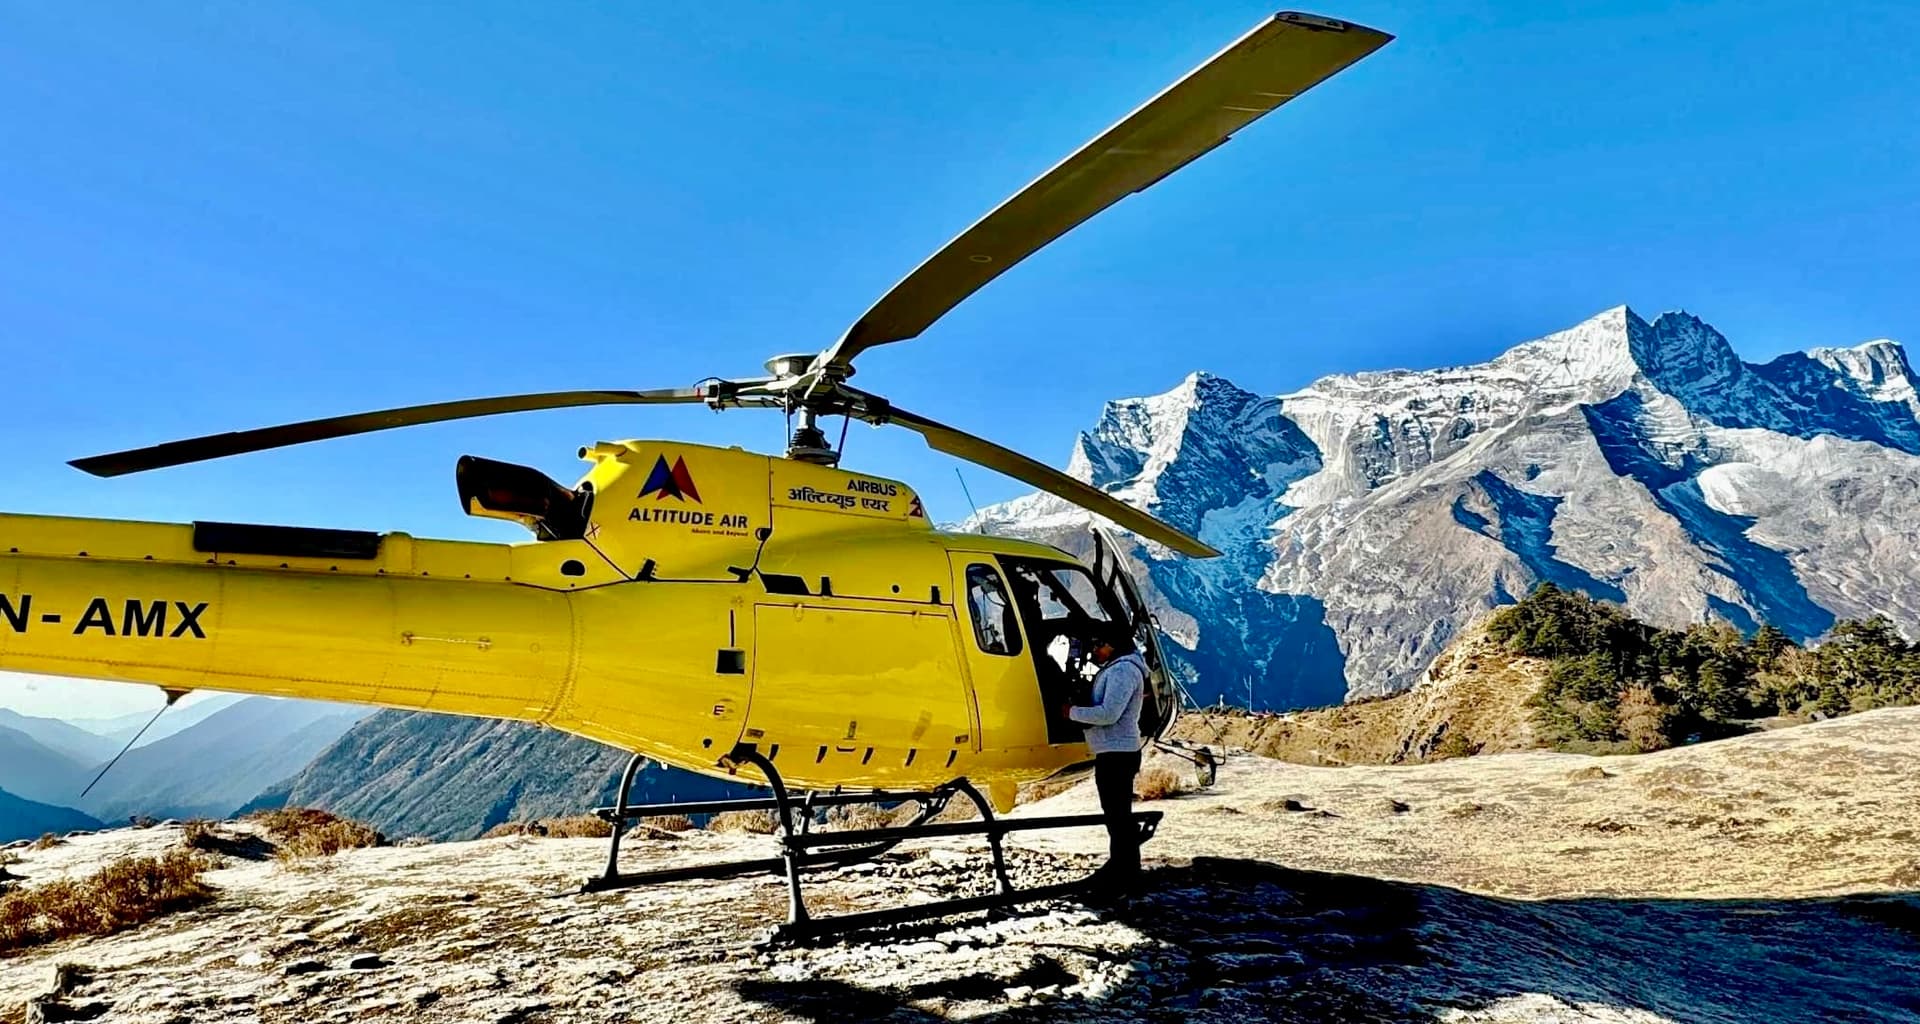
583, 751, 953, 895
595, 791, 941, 821
779, 811, 1151, 849
770, 806, 1162, 944
581, 746, 1164, 941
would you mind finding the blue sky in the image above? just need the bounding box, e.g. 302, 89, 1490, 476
3, 2, 1917, 715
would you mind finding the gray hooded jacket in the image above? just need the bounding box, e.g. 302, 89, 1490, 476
1067, 652, 1147, 755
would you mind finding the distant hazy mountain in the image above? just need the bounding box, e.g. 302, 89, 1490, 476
76, 698, 371, 823
0, 708, 119, 765
0, 787, 100, 844
0, 724, 91, 809
63, 692, 248, 749
961, 306, 1920, 705
249, 710, 751, 841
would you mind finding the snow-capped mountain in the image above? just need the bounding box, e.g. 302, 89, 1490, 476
958, 306, 1920, 705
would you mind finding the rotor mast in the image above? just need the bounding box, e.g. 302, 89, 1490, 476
785, 407, 837, 465
765, 353, 843, 464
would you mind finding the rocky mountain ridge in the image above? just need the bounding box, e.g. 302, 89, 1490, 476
0, 787, 99, 845
244, 711, 749, 842
1170, 618, 1550, 766
0, 698, 369, 839
76, 698, 371, 825
960, 306, 1920, 704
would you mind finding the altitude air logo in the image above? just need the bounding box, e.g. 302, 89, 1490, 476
639, 455, 701, 503
627, 454, 751, 534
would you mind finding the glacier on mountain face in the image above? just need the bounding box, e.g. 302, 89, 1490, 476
956, 306, 1920, 704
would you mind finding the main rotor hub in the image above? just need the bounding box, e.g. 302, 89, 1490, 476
764, 353, 818, 378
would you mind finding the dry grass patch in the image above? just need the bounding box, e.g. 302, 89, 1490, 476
1134, 764, 1193, 801
1256, 796, 1314, 814
708, 809, 781, 834
248, 808, 385, 859
537, 814, 613, 839
176, 819, 272, 862
1017, 773, 1087, 806
642, 814, 697, 833
180, 819, 221, 852
926, 799, 981, 825
361, 902, 473, 948
1432, 730, 1481, 760
30, 834, 61, 851
821, 803, 928, 831
0, 848, 212, 954
481, 815, 615, 840
821, 804, 894, 831
1441, 801, 1518, 821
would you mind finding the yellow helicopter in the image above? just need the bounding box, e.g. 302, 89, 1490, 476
0, 11, 1388, 938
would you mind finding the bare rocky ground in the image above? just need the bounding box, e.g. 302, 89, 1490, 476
6, 709, 1920, 1023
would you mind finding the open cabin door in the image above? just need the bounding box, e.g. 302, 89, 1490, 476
1090, 527, 1177, 740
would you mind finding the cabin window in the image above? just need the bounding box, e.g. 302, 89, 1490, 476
965, 563, 1021, 656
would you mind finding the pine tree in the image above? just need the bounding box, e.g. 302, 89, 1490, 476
1750, 623, 1792, 668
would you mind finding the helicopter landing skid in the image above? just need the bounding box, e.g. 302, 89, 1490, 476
580, 745, 1161, 943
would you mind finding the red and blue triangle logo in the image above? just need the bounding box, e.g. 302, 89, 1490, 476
639, 455, 701, 503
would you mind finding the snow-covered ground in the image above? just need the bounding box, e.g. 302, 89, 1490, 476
5, 709, 1918, 1023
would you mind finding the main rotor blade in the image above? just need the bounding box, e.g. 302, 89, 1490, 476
816, 11, 1391, 376
70, 388, 707, 477
871, 395, 1220, 559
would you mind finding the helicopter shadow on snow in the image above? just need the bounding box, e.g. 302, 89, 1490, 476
735, 857, 1920, 1024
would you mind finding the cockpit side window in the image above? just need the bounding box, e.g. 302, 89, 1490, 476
965, 563, 1022, 656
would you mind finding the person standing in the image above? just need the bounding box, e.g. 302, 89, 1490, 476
1063, 623, 1147, 893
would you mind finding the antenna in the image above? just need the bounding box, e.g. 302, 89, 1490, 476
80, 687, 189, 800
954, 468, 981, 520
1175, 675, 1201, 712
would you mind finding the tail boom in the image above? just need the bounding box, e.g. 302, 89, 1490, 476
0, 513, 573, 723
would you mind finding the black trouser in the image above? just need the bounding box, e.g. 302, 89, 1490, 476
1093, 750, 1142, 880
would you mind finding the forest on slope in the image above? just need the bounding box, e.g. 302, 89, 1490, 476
1497, 583, 1920, 754
1175, 584, 1920, 765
